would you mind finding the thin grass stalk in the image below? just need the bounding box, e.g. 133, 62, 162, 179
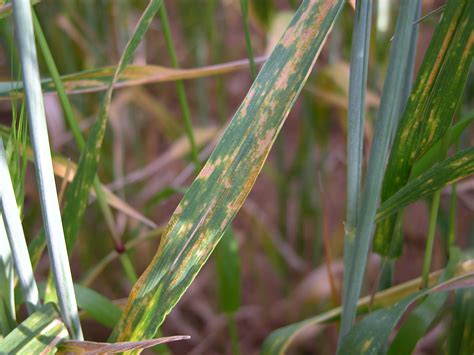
338, 0, 421, 345
0, 218, 16, 335
0, 138, 40, 314
343, 0, 372, 307
11, 0, 82, 339
32, 10, 136, 259
421, 191, 441, 288
447, 142, 460, 250
240, 0, 256, 79
158, 3, 200, 167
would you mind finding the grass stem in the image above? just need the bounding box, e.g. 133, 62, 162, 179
159, 3, 200, 167
421, 190, 441, 289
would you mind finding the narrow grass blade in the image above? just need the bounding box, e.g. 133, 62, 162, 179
446, 288, 474, 354
158, 3, 199, 166
374, 0, 474, 256
61, 0, 163, 252
338, 253, 472, 354
57, 336, 190, 354
376, 147, 474, 221
215, 229, 241, 313
240, 0, 257, 78
0, 57, 267, 99
12, 0, 82, 338
261, 257, 474, 355
74, 284, 122, 329
110, 0, 345, 343
32, 8, 139, 282
0, 138, 40, 313
339, 0, 421, 342
0, 303, 68, 354
0, 218, 16, 335
387, 247, 460, 354
343, 0, 372, 308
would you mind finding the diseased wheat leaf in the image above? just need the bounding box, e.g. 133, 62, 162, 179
0, 303, 68, 354
373, 0, 474, 257
57, 336, 190, 354
110, 0, 345, 343
376, 147, 474, 221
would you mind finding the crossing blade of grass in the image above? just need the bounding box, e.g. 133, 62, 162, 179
338, 252, 473, 354
343, 0, 372, 309
0, 138, 41, 314
240, 0, 257, 79
338, 0, 421, 343
446, 288, 474, 354
373, 0, 474, 257
109, 0, 345, 343
0, 303, 68, 354
376, 147, 474, 221
61, 0, 163, 252
215, 229, 241, 353
261, 257, 474, 355
73, 284, 122, 329
0, 218, 16, 335
57, 336, 191, 354
387, 247, 461, 354
0, 57, 267, 99
158, 3, 199, 166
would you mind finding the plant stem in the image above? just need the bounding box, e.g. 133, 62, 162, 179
12, 0, 83, 339
342, 0, 372, 312
159, 3, 200, 167
228, 314, 241, 355
33, 10, 138, 284
421, 190, 441, 289
240, 0, 256, 79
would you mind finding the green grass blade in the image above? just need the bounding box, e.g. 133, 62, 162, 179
11, 0, 82, 339
61, 0, 163, 252
338, 0, 421, 343
0, 218, 16, 335
110, 0, 345, 343
0, 138, 40, 314
376, 147, 474, 221
74, 284, 122, 329
387, 247, 460, 354
343, 0, 372, 308
446, 288, 474, 355
158, 3, 199, 166
240, 0, 257, 79
373, 0, 474, 257
0, 303, 68, 354
215, 229, 241, 313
